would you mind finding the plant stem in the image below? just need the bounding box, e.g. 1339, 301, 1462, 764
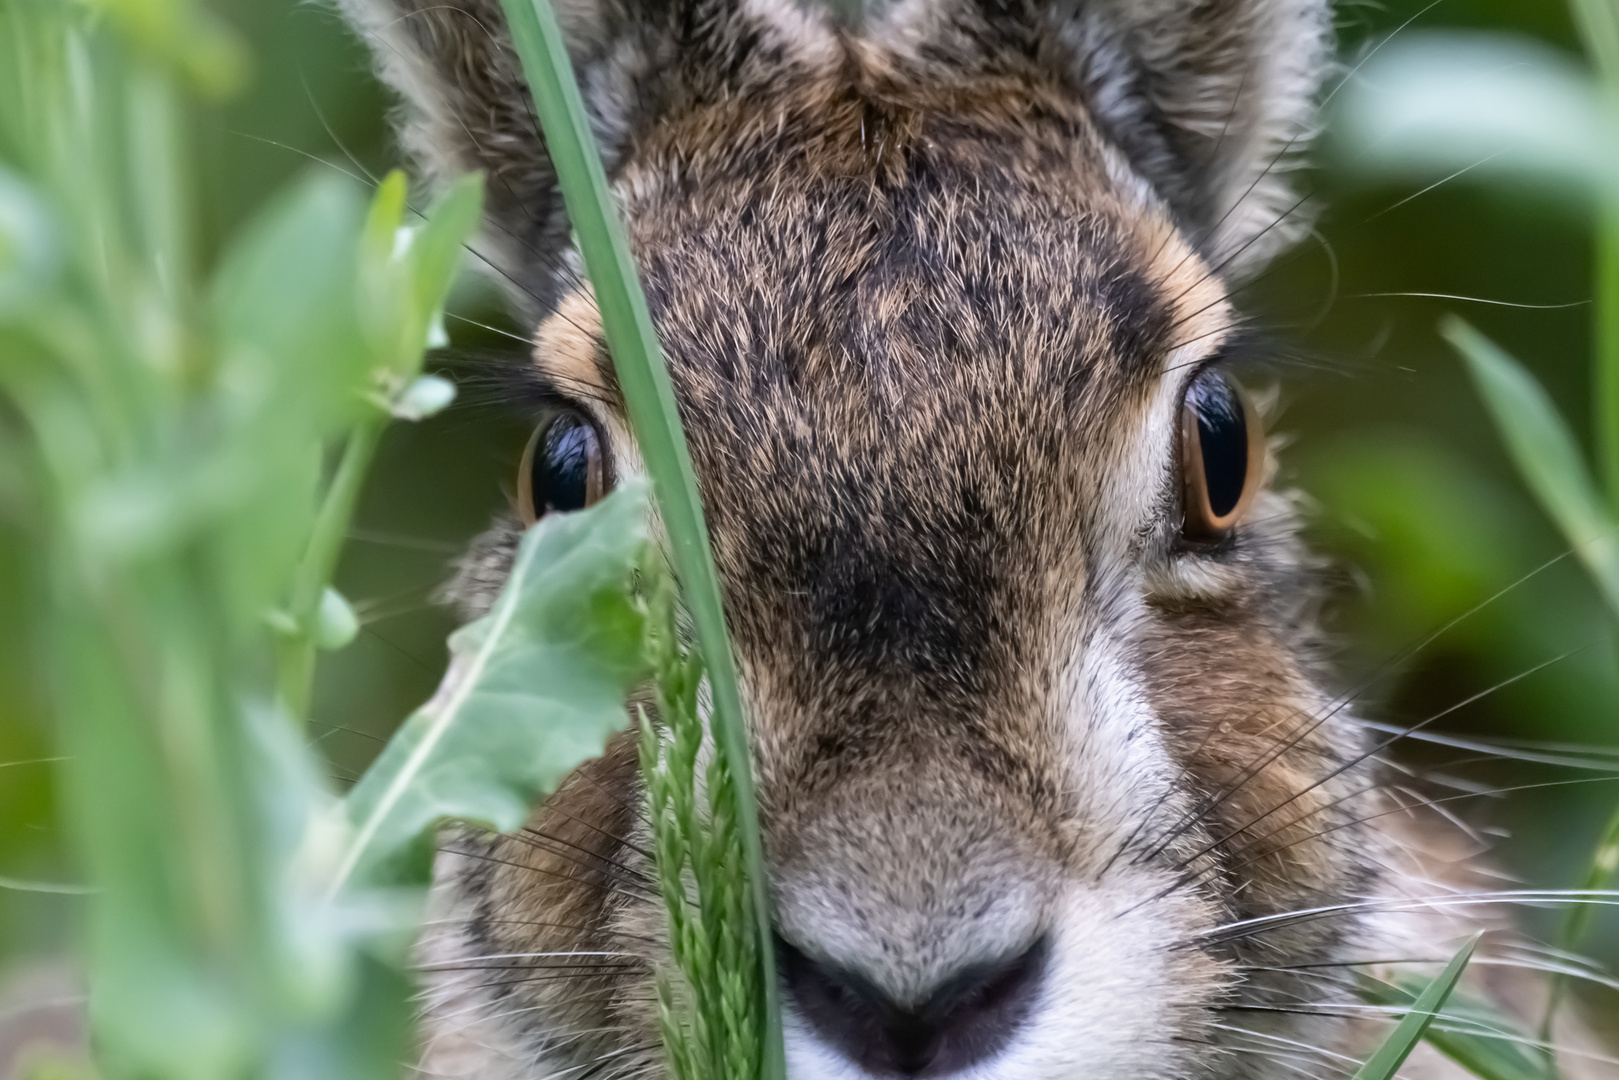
279, 420, 383, 722
1596, 200, 1619, 508
491, 0, 784, 1074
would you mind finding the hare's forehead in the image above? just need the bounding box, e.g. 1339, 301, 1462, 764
528, 145, 1230, 681
532, 124, 1232, 512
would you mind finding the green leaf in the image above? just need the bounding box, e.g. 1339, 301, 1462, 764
1351, 934, 1481, 1080
278, 174, 482, 721
1336, 33, 1619, 203
1442, 316, 1619, 614
334, 482, 652, 889
1358, 972, 1547, 1080
403, 174, 482, 343
212, 169, 370, 431
357, 170, 482, 380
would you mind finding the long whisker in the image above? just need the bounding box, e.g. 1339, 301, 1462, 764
1204, 1022, 1365, 1068
420, 915, 658, 945
498, 828, 657, 890
513, 824, 654, 885
1133, 549, 1576, 866
1170, 648, 1583, 874
1361, 151, 1507, 223
437, 845, 659, 903
1345, 291, 1588, 310
1197, 890, 1619, 949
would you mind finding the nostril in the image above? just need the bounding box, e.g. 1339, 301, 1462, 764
779, 934, 1048, 1077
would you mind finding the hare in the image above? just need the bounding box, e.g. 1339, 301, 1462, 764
338, 0, 1610, 1076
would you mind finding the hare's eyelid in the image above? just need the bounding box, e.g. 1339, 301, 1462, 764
1170, 329, 1266, 395
508, 364, 619, 414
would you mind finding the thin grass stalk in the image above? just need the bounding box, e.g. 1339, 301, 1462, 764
640, 568, 762, 1080
490, 0, 783, 1075
1597, 201, 1619, 504
278, 422, 383, 721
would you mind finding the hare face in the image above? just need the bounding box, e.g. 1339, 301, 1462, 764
341, 0, 1403, 1078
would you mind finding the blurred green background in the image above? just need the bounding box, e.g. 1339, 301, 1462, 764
3, 0, 1617, 1061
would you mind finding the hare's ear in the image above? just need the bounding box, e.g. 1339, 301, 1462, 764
340, 0, 833, 317
879, 0, 1331, 278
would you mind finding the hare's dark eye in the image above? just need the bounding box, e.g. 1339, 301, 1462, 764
517, 411, 608, 525
1179, 369, 1263, 542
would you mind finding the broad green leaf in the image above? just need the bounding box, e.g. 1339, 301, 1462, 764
208, 171, 373, 632
1337, 33, 1619, 202
335, 483, 652, 889
212, 169, 370, 430
1358, 973, 1547, 1080
1443, 316, 1619, 614
1351, 934, 1481, 1080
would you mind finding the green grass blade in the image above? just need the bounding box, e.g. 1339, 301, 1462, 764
1351, 934, 1482, 1080
1358, 971, 1549, 1080
490, 0, 784, 1075
1442, 315, 1619, 613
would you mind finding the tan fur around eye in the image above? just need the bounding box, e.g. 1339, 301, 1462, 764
531, 291, 609, 401
1137, 217, 1235, 363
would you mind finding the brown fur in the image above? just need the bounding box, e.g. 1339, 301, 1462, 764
341, 0, 1614, 1076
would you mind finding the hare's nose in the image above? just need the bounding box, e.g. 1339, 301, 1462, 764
778, 934, 1048, 1077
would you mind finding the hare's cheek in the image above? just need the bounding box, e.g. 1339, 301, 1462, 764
987, 884, 1229, 1079
1140, 486, 1295, 605
1144, 555, 1247, 601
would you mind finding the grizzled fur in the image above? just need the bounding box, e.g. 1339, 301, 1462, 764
340, 0, 1600, 1077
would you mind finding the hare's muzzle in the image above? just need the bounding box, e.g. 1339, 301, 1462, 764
779, 931, 1049, 1077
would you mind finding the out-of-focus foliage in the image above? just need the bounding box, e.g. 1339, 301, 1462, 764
0, 0, 490, 1072
1334, 6, 1619, 1050
0, 0, 728, 1074
1209, 18, 1619, 1048
1307, 2, 1619, 1034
